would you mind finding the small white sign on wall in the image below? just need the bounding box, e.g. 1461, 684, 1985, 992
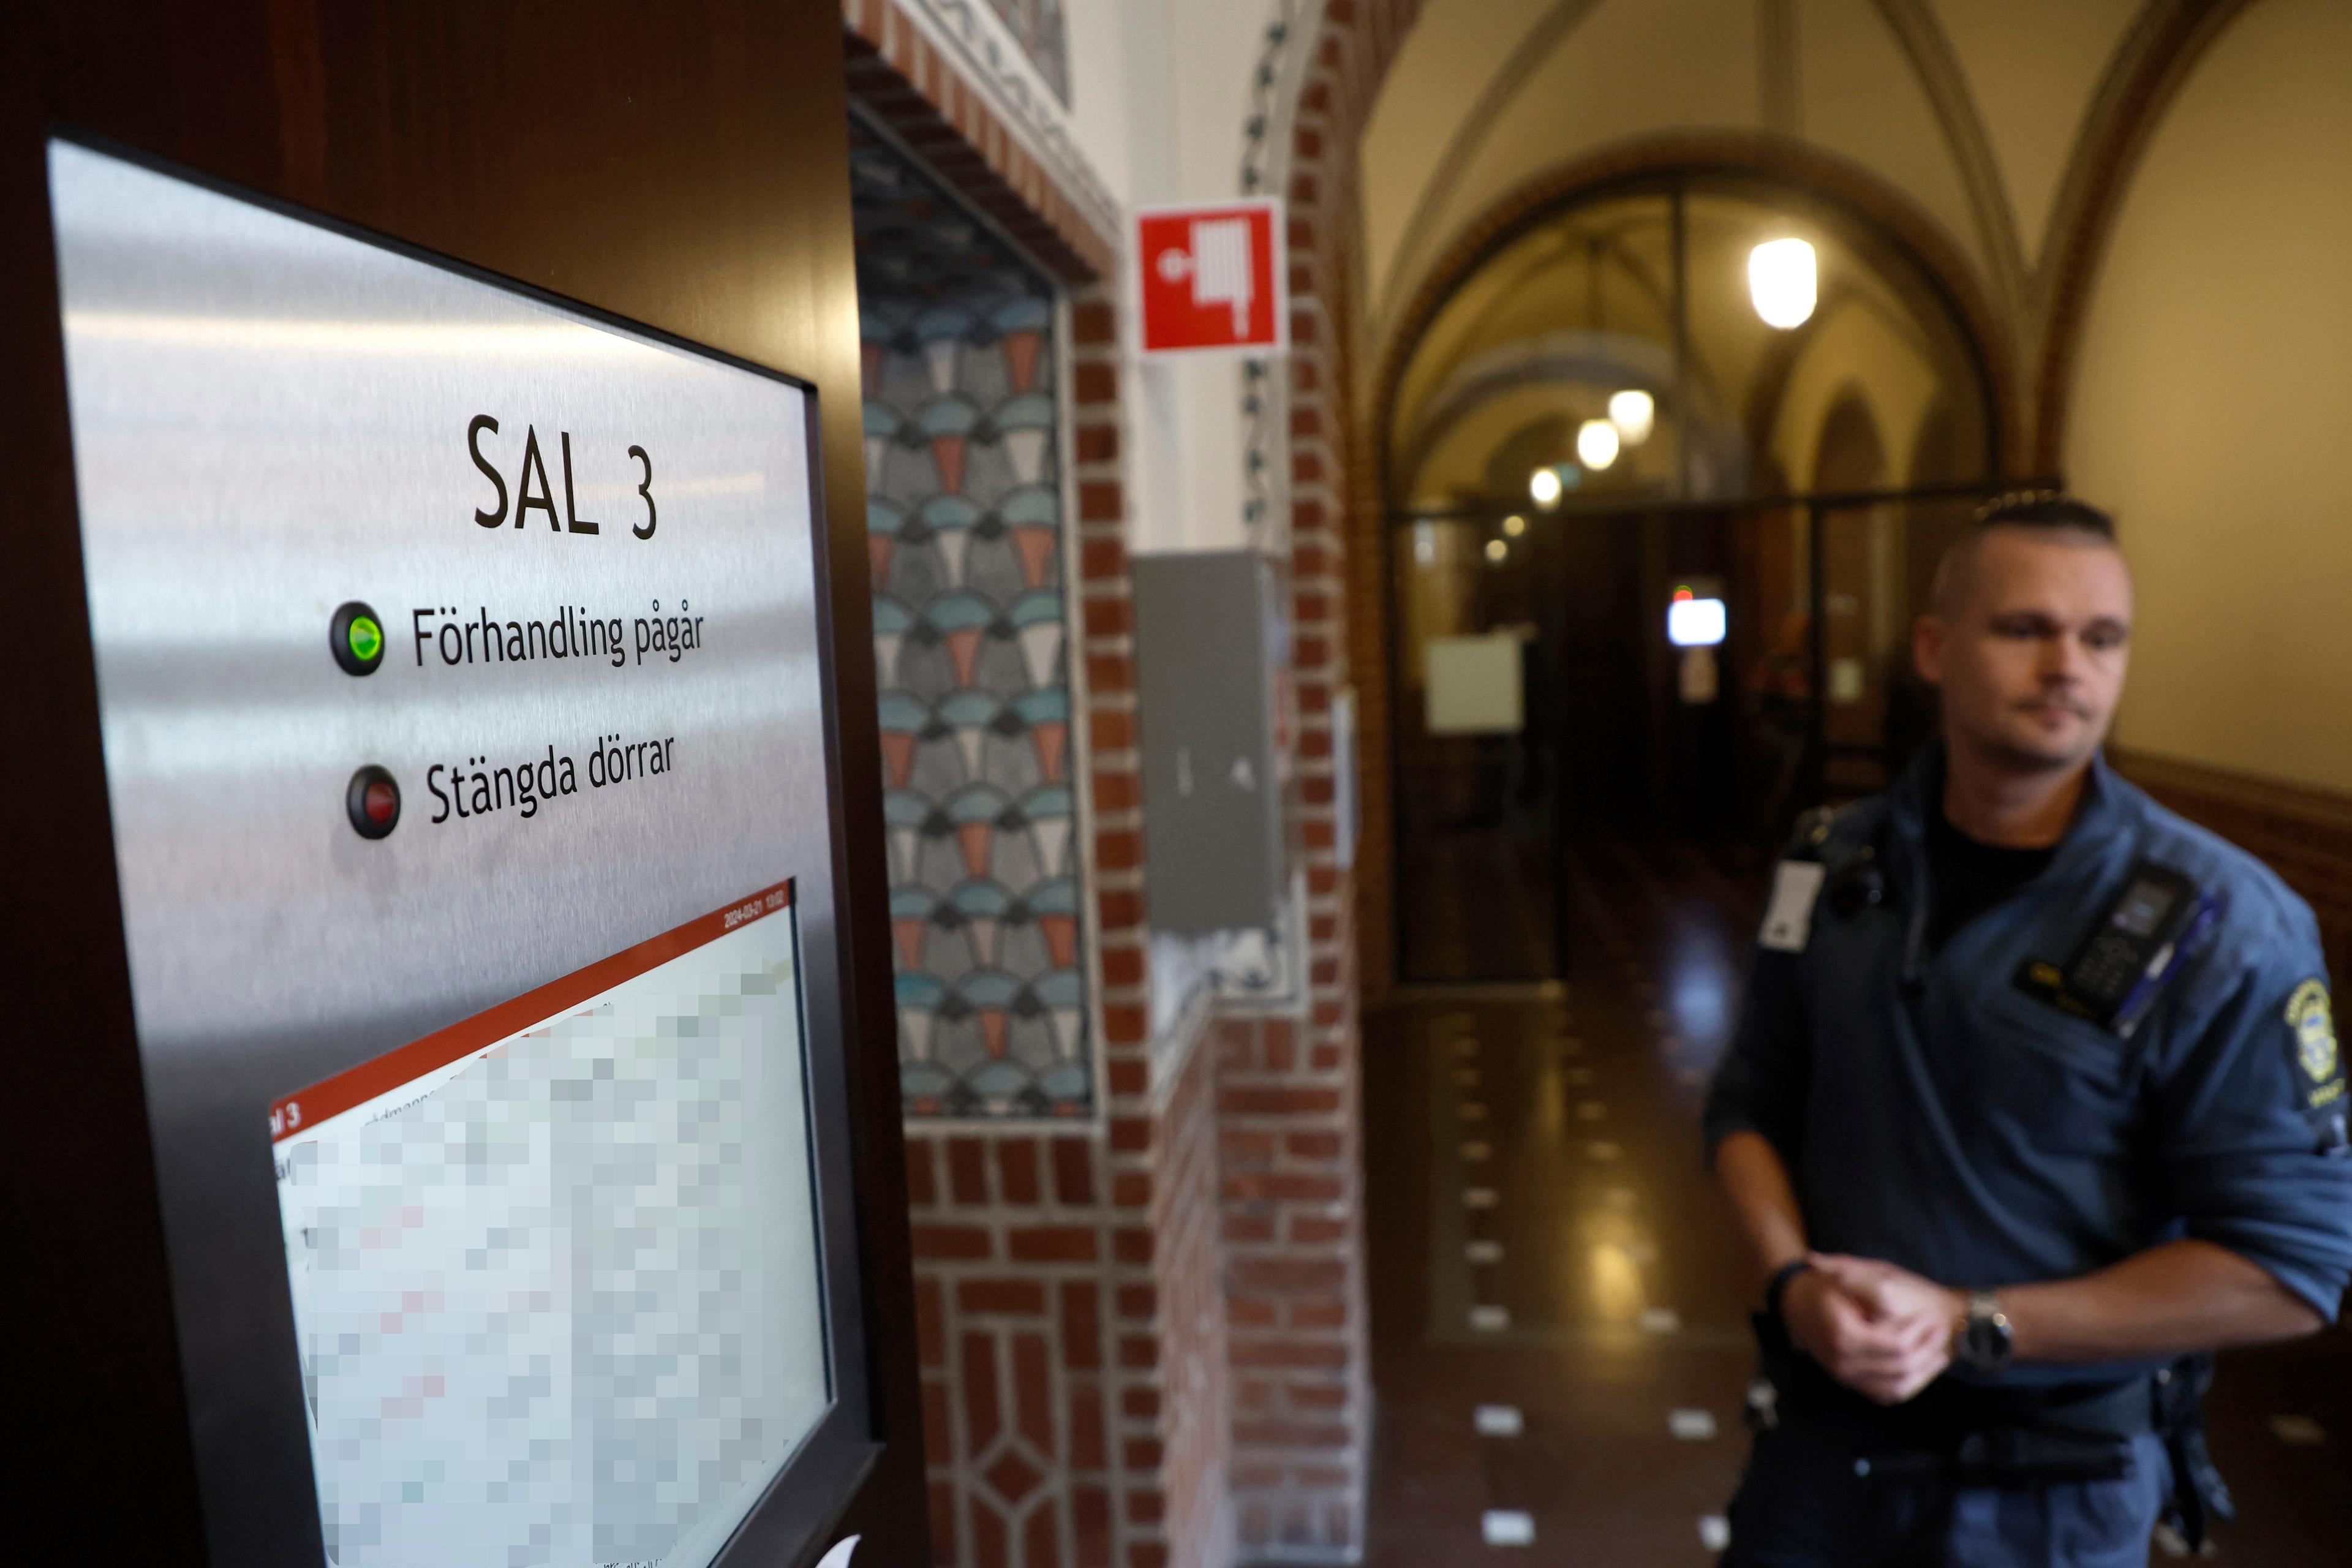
1425, 634, 1525, 735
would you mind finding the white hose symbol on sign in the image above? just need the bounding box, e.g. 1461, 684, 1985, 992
1156, 217, 1253, 334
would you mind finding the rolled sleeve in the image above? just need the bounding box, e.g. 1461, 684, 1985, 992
2158, 923, 2352, 1322
1704, 944, 1811, 1166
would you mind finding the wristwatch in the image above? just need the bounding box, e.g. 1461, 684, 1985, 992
1765, 1259, 1814, 1327
1953, 1289, 2015, 1374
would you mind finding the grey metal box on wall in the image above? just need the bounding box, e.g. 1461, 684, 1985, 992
1134, 550, 1287, 936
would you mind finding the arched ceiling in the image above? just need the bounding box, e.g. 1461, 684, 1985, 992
1359, 0, 2153, 371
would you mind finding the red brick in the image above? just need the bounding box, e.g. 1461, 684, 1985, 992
1093, 773, 1141, 816
1010, 1225, 1098, 1263
1112, 1226, 1152, 1265
1289, 1382, 1349, 1411
1090, 713, 1136, 754
1112, 1169, 1152, 1208
905, 1137, 937, 1208
1121, 1385, 1160, 1421
1072, 301, 1116, 346
1081, 536, 1127, 579
1085, 652, 1134, 693
957, 1277, 1048, 1316
1074, 1484, 1113, 1568
1103, 1005, 1148, 1046
1237, 1420, 1350, 1450
1126, 1488, 1164, 1525
1070, 1384, 1108, 1471
1227, 1213, 1277, 1244
1223, 1129, 1276, 1165
1079, 481, 1124, 525
1109, 1115, 1148, 1154
948, 1137, 989, 1205
998, 1140, 1040, 1206
1077, 362, 1124, 409
971, 1496, 1008, 1568
1290, 1296, 1348, 1329
922, 1376, 952, 1465
1117, 1333, 1157, 1370
1026, 1504, 1062, 1568
1232, 1257, 1343, 1293
1082, 597, 1131, 638
912, 1223, 993, 1261
1061, 1280, 1102, 1370
1286, 1130, 1343, 1161
1101, 944, 1145, 989
1052, 1138, 1095, 1205
963, 1332, 1003, 1450
1076, 423, 1120, 462
1231, 1336, 1349, 1370
1231, 1294, 1278, 1328
929, 1480, 959, 1566
1115, 1283, 1156, 1321
1235, 1376, 1279, 1411
1013, 1333, 1054, 1453
915, 1275, 946, 1367
1123, 1437, 1164, 1470
1221, 1085, 1338, 1117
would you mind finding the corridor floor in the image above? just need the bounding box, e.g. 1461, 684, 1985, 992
1360, 836, 2352, 1565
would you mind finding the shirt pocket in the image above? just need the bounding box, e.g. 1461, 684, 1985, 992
1977, 990, 2141, 1155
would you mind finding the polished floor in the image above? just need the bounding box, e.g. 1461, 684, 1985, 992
1360, 835, 2352, 1564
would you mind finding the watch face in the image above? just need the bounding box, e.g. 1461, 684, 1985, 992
1966, 1311, 2014, 1371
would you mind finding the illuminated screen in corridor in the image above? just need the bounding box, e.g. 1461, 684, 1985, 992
269, 883, 829, 1567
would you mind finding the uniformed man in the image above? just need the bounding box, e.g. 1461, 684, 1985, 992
1705, 493, 2352, 1566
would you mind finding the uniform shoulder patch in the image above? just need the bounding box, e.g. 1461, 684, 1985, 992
2286, 979, 2343, 1108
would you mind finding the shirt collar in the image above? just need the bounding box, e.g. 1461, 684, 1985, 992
1890, 738, 2126, 871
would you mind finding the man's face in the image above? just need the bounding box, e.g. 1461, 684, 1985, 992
1914, 529, 2133, 773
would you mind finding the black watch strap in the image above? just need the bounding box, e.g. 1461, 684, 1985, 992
1765, 1258, 1814, 1322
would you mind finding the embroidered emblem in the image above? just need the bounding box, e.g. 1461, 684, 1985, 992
2286, 979, 2337, 1085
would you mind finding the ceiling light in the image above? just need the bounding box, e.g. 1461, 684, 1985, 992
1529, 467, 1563, 507
1608, 389, 1654, 445
1577, 418, 1620, 471
1485, 538, 1508, 563
1749, 238, 1817, 329
1502, 514, 1526, 537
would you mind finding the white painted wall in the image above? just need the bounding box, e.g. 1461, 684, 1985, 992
2066, 0, 2352, 792
1063, 0, 1285, 556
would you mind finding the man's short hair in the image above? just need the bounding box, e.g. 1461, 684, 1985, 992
1931, 490, 2119, 615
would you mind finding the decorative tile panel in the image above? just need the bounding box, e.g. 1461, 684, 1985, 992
852, 121, 1090, 1118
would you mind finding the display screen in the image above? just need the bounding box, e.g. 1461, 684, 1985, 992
2111, 878, 2176, 938
268, 882, 827, 1566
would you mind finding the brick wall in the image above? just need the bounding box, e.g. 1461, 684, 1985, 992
850, 0, 1436, 1561
1217, 2, 1424, 1561
902, 1006, 1223, 1568
887, 248, 1234, 1568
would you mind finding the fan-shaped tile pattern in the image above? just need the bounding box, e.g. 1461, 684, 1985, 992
853, 121, 1088, 1118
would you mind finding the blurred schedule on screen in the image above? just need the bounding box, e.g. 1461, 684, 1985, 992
270, 883, 828, 1567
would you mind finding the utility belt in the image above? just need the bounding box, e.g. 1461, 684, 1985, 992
1749, 1313, 2235, 1544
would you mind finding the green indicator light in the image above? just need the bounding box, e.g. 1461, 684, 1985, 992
347, 616, 383, 663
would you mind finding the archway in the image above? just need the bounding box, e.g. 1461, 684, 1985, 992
1377, 160, 2013, 982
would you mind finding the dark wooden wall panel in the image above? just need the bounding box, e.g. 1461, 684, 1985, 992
2116, 750, 2352, 986
0, 4, 919, 1561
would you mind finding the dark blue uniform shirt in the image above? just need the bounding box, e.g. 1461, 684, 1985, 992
1706, 745, 2352, 1385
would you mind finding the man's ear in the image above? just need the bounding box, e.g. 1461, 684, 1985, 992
1913, 613, 1945, 685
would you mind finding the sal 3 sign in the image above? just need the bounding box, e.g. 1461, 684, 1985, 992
1135, 197, 1287, 355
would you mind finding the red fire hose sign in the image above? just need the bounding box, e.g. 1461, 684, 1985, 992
1134, 198, 1287, 355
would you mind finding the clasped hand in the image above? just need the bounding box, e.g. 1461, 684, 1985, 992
1783, 1254, 1969, 1405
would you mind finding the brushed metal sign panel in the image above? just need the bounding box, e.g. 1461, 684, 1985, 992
48, 138, 869, 1566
